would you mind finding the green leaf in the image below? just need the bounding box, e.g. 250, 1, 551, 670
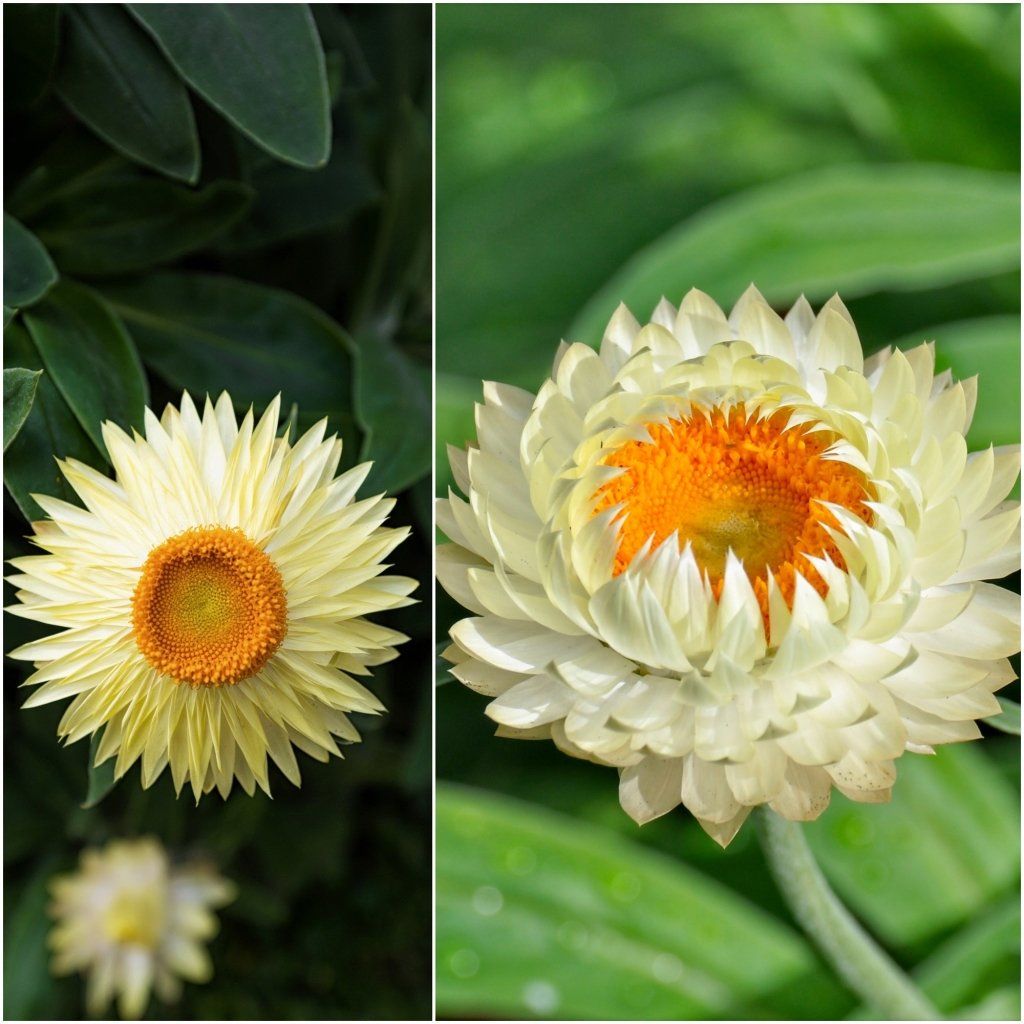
353, 335, 430, 494
3, 213, 57, 308
851, 899, 1021, 1019
55, 4, 200, 183
984, 697, 1022, 736
24, 281, 149, 456
570, 165, 1021, 349
3, 855, 60, 1020
33, 176, 253, 276
4, 3, 60, 108
806, 743, 1020, 950
128, 3, 331, 169
101, 273, 353, 420
3, 306, 15, 327
437, 783, 844, 1020
3, 368, 42, 452
222, 139, 378, 252
3, 323, 106, 521
894, 316, 1021, 449
82, 732, 117, 810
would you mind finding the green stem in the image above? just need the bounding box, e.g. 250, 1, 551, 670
757, 807, 940, 1020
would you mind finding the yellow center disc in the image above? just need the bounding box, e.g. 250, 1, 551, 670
132, 527, 287, 686
593, 404, 873, 618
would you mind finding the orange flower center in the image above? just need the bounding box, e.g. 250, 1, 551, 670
593, 405, 873, 617
132, 527, 287, 687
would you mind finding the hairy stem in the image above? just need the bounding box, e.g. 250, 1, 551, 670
757, 807, 940, 1020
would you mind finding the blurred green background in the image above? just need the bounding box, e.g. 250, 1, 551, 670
5, 4, 430, 1019
436, 4, 1020, 1021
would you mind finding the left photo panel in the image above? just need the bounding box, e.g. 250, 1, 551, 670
3, 5, 432, 1020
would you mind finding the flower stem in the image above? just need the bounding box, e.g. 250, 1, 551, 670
756, 807, 940, 1020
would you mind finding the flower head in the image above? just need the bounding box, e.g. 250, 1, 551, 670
437, 286, 1020, 845
8, 393, 416, 799
48, 837, 234, 1019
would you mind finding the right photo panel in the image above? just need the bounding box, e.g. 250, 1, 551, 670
434, 4, 1021, 1023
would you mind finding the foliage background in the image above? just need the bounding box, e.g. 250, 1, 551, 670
436, 4, 1021, 1021
5, 4, 431, 1020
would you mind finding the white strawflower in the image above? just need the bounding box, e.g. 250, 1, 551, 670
7, 392, 416, 800
48, 837, 234, 1019
437, 286, 1020, 846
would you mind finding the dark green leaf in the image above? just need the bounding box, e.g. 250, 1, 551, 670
984, 697, 1022, 737
3, 323, 104, 522
82, 732, 117, 809
3, 306, 15, 327
894, 316, 1021, 449
102, 272, 353, 420
3, 213, 57, 308
24, 280, 149, 455
4, 4, 60, 108
806, 743, 1020, 949
570, 165, 1021, 349
222, 140, 378, 252
353, 334, 430, 494
3, 855, 60, 1020
128, 3, 331, 169
34, 175, 252, 276
437, 784, 840, 1020
3, 368, 42, 452
55, 4, 200, 183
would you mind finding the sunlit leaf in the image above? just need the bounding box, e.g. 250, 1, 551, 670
984, 698, 1021, 737
570, 165, 1020, 348
806, 744, 1020, 949
437, 783, 847, 1020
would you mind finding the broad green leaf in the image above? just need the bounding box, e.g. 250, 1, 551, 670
806, 743, 1020, 950
852, 899, 1020, 1019
128, 3, 331, 169
569, 165, 1020, 348
33, 176, 252, 276
3, 213, 57, 308
3, 306, 15, 327
3, 856, 60, 1020
437, 784, 846, 1020
984, 697, 1022, 736
82, 732, 117, 810
893, 316, 1021, 449
4, 4, 60, 108
3, 368, 42, 451
3, 323, 104, 522
55, 4, 199, 183
24, 281, 149, 456
102, 273, 353, 421
353, 334, 430, 494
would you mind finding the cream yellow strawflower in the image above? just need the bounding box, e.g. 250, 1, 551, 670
437, 286, 1020, 845
8, 393, 416, 799
49, 837, 234, 1019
